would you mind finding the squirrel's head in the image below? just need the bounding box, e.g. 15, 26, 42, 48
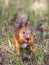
19, 24, 32, 43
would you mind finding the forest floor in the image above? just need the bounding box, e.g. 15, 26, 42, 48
0, 12, 49, 65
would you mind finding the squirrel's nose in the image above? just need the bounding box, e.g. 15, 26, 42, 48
26, 35, 30, 39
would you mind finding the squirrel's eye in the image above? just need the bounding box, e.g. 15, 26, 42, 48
23, 31, 25, 34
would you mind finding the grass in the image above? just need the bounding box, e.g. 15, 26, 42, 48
0, 0, 49, 65
10, 55, 25, 65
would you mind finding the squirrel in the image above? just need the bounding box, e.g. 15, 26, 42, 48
14, 12, 34, 55
14, 23, 34, 55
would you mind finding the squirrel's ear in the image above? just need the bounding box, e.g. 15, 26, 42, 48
22, 22, 29, 27
22, 23, 25, 27
25, 23, 31, 28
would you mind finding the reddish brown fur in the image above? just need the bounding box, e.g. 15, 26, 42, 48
14, 23, 34, 55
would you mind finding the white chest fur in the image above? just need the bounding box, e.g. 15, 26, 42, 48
21, 43, 28, 48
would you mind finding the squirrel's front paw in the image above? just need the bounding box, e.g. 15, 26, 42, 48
16, 51, 20, 56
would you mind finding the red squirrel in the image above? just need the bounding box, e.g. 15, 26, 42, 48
14, 23, 34, 55
14, 13, 34, 55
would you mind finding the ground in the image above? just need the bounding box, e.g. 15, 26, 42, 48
0, 0, 49, 65
0, 14, 49, 65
